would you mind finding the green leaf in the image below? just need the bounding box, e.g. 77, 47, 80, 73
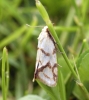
77, 49, 89, 82
37, 80, 59, 100
18, 95, 46, 100
73, 49, 89, 100
58, 57, 70, 84
73, 84, 88, 100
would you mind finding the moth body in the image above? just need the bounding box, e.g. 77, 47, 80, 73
33, 26, 57, 87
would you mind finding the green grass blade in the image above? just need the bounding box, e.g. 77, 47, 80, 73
36, 0, 78, 80
37, 80, 57, 100
2, 47, 8, 100
58, 67, 66, 100
0, 25, 26, 49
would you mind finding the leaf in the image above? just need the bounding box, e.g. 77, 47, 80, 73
58, 57, 70, 83
73, 84, 87, 100
73, 50, 89, 100
77, 50, 89, 82
18, 95, 46, 100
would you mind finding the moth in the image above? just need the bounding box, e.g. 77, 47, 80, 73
33, 26, 57, 87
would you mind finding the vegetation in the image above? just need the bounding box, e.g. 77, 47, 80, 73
0, 0, 89, 100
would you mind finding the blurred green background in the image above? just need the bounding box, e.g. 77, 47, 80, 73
0, 0, 89, 100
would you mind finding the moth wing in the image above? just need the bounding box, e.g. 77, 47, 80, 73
33, 26, 57, 87
37, 65, 57, 87
36, 51, 57, 86
38, 31, 55, 54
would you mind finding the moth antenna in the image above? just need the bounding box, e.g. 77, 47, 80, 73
26, 24, 44, 28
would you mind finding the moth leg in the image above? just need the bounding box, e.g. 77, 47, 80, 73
57, 63, 62, 67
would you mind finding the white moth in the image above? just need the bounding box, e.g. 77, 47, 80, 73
33, 26, 57, 87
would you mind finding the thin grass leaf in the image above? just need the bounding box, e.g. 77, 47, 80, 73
2, 47, 9, 100
0, 25, 26, 49
36, 0, 78, 81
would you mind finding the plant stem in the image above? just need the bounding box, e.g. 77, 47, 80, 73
58, 66, 66, 100
71, 30, 80, 51
2, 48, 7, 100
36, 0, 78, 80
37, 80, 57, 100
78, 39, 87, 56
5, 49, 9, 99
59, 7, 75, 46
